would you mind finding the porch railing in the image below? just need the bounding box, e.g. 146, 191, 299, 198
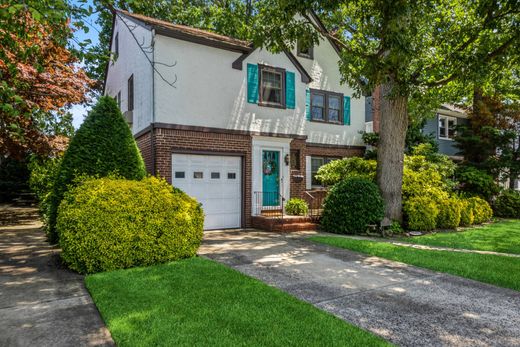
302, 190, 327, 220
253, 191, 285, 217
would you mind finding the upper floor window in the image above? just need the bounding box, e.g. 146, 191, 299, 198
297, 40, 313, 59
116, 91, 121, 109
310, 89, 343, 124
439, 115, 456, 140
127, 74, 134, 111
112, 32, 119, 65
259, 65, 285, 108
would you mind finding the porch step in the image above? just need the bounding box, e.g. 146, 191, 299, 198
251, 216, 319, 232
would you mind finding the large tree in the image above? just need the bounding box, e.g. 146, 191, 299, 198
0, 2, 92, 158
253, 0, 520, 221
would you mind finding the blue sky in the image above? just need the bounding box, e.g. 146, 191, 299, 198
70, 0, 101, 128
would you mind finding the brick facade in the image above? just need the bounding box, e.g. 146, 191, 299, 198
135, 125, 365, 228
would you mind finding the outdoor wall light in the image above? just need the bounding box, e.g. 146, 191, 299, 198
284, 154, 290, 166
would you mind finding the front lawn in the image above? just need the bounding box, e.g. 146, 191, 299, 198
86, 257, 388, 347
309, 236, 520, 292
402, 219, 520, 254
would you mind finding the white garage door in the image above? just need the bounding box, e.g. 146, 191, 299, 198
172, 153, 242, 230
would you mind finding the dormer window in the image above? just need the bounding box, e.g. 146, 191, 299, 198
259, 65, 286, 108
297, 40, 313, 59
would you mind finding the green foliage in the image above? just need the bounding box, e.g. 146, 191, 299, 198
404, 196, 439, 231
436, 198, 462, 230
467, 197, 493, 224
47, 96, 146, 243
28, 156, 62, 223
459, 199, 475, 226
321, 178, 384, 234
57, 177, 203, 274
315, 157, 376, 186
402, 155, 451, 204
285, 198, 308, 216
0, 156, 29, 202
493, 190, 520, 218
389, 221, 405, 234
361, 131, 379, 147
456, 166, 500, 200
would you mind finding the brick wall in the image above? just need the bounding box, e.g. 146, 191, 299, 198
153, 127, 253, 227
135, 130, 153, 174
306, 144, 365, 158
289, 139, 307, 199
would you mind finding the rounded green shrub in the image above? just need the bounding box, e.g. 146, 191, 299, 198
57, 176, 203, 274
467, 197, 493, 224
459, 199, 475, 226
285, 198, 308, 216
493, 190, 520, 218
315, 157, 376, 186
436, 198, 462, 229
404, 196, 439, 231
48, 96, 146, 243
321, 178, 384, 234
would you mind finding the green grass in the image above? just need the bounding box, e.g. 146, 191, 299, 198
309, 236, 520, 292
399, 219, 520, 254
86, 257, 389, 347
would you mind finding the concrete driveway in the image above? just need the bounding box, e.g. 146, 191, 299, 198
200, 230, 520, 347
0, 204, 113, 347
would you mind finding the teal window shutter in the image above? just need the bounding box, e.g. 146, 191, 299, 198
343, 96, 351, 125
306, 89, 311, 120
286, 71, 295, 109
247, 64, 258, 104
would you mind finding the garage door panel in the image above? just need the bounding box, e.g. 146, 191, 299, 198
172, 154, 242, 230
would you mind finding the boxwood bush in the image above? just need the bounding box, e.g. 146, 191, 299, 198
47, 96, 146, 243
321, 178, 384, 234
57, 177, 204, 274
467, 197, 493, 224
459, 199, 475, 226
404, 196, 439, 231
285, 198, 308, 216
493, 190, 520, 218
436, 198, 462, 229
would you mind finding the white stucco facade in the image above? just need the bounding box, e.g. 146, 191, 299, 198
105, 14, 365, 146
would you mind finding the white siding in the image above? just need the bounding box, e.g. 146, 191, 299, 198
104, 16, 154, 134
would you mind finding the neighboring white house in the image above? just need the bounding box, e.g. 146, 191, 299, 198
104, 10, 367, 230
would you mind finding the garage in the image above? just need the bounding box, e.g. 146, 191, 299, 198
171, 153, 242, 230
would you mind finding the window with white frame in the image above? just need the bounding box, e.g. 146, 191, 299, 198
311, 156, 339, 186
439, 115, 457, 140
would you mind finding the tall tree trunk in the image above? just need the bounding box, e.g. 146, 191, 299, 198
376, 81, 408, 222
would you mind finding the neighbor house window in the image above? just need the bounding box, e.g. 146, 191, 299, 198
439, 115, 457, 140
311, 156, 338, 186
259, 65, 285, 108
127, 74, 134, 111
310, 89, 343, 124
112, 32, 119, 65
297, 40, 313, 59
116, 91, 121, 109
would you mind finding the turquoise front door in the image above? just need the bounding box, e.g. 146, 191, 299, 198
262, 150, 280, 206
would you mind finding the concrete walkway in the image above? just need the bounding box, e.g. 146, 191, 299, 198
200, 230, 520, 347
0, 204, 113, 347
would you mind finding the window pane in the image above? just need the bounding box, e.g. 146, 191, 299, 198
328, 109, 339, 122
328, 96, 340, 110
312, 106, 324, 120
312, 94, 324, 107
227, 172, 236, 179
174, 171, 185, 179
211, 172, 220, 179
439, 118, 446, 138
194, 172, 203, 179
263, 87, 281, 104
311, 158, 324, 173
448, 119, 456, 138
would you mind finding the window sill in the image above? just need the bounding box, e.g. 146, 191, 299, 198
438, 136, 455, 141
258, 102, 286, 109
309, 119, 344, 126
297, 53, 313, 59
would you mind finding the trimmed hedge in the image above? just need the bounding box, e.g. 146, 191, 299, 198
48, 96, 146, 243
493, 190, 520, 218
467, 197, 493, 224
285, 198, 308, 216
321, 178, 384, 234
436, 198, 462, 229
404, 196, 439, 231
459, 199, 475, 226
57, 177, 203, 274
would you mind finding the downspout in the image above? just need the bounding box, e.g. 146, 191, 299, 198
151, 28, 156, 176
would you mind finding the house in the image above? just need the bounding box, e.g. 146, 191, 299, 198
104, 10, 366, 230
366, 89, 468, 160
